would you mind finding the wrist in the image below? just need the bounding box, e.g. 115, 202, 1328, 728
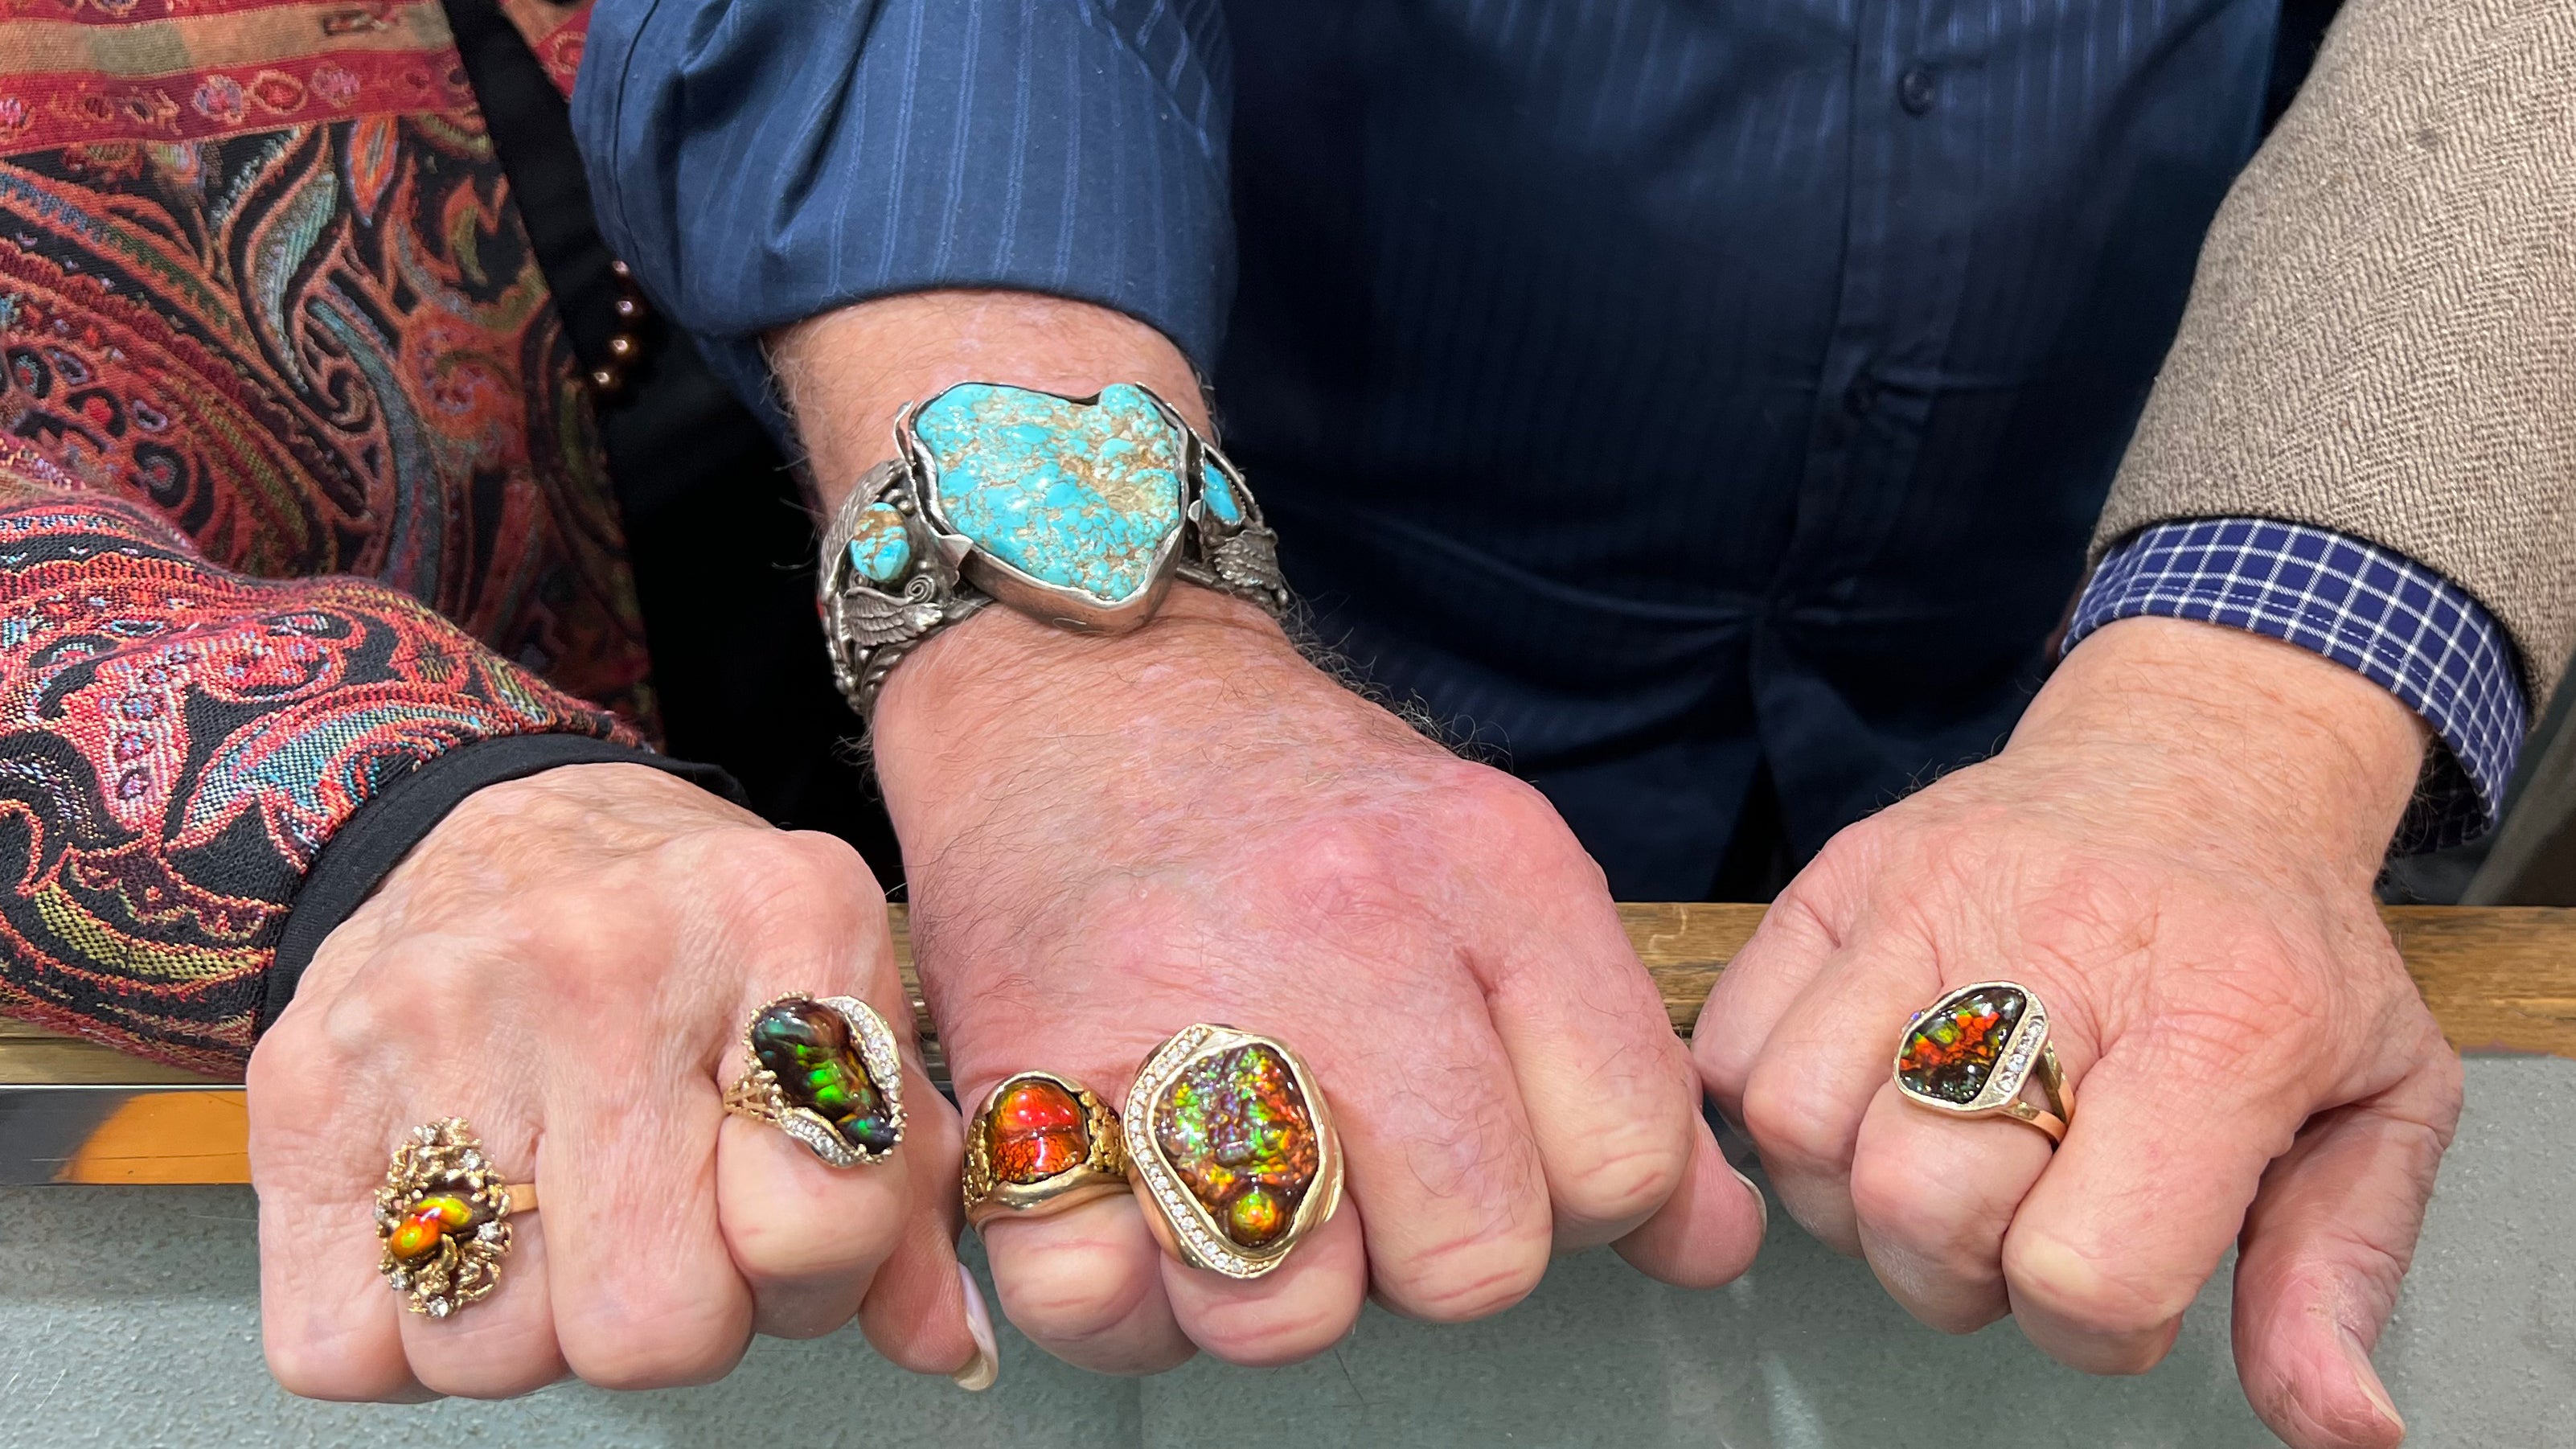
2014, 617, 2428, 879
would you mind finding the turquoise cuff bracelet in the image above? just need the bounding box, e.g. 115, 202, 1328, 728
818, 381, 1291, 720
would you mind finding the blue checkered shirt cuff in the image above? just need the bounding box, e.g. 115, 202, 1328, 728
2066, 519, 2526, 852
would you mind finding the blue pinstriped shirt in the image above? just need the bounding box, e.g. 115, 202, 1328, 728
577, 0, 2521, 896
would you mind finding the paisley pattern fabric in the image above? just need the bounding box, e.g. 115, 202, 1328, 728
0, 0, 650, 1073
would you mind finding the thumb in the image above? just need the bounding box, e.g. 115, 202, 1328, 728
2231, 1046, 2461, 1449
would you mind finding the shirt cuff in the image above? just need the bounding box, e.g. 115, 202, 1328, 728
2065, 518, 2527, 852
573, 0, 1235, 440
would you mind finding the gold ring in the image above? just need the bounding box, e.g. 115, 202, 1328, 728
1893, 981, 2075, 1145
723, 994, 906, 1167
375, 1118, 535, 1318
962, 1071, 1130, 1228
1124, 1024, 1343, 1279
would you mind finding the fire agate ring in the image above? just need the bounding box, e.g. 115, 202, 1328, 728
962, 1071, 1130, 1228
1123, 1024, 1344, 1279
375, 1118, 538, 1319
723, 994, 907, 1168
1891, 981, 2076, 1145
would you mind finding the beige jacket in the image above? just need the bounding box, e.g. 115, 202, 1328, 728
2095, 0, 2576, 703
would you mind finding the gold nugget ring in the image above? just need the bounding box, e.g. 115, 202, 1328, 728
962, 1071, 1130, 1228
375, 1118, 535, 1318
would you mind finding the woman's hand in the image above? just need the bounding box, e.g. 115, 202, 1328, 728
248, 764, 992, 1400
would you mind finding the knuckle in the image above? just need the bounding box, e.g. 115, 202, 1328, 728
1739, 1062, 1852, 1177
1190, 1288, 1361, 1368
561, 1299, 749, 1390
1553, 1124, 1692, 1228
992, 1242, 1155, 1344
1848, 1150, 1994, 1262
1376, 1228, 1549, 1324
2004, 1232, 2192, 1344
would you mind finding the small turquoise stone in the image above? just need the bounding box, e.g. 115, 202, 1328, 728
846, 501, 913, 585
1200, 459, 1244, 525
916, 383, 1183, 605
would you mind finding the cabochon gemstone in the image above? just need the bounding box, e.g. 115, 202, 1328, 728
846, 500, 913, 585
388, 1194, 478, 1262
916, 382, 1183, 605
986, 1078, 1091, 1185
1154, 1044, 1319, 1249
1897, 987, 2027, 1105
1198, 458, 1244, 525
751, 1000, 900, 1153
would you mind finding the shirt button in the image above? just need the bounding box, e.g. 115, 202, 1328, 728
1898, 64, 1938, 115
1844, 373, 1881, 417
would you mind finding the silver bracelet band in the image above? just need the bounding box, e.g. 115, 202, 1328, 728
818, 385, 1292, 722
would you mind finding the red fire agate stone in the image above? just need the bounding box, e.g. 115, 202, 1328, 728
1897, 987, 2026, 1105
1155, 1044, 1320, 1248
985, 1078, 1091, 1184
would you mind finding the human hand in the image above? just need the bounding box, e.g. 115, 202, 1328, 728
1693, 617, 2462, 1448
248, 763, 991, 1400
870, 589, 1766, 1373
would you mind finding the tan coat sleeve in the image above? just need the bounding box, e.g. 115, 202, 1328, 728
2094, 0, 2576, 702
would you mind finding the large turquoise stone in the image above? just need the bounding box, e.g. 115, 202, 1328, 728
915, 383, 1183, 605
846, 501, 913, 585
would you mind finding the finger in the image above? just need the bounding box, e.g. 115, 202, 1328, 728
1483, 885, 1737, 1260
1163, 1193, 1369, 1367
1612, 1114, 1768, 1289
712, 868, 924, 1343
397, 1202, 570, 1398
539, 931, 753, 1389
2002, 1027, 2320, 1376
250, 1105, 424, 1402
1734, 928, 1942, 1253
1335, 975, 1555, 1322
1850, 1078, 2049, 1332
982, 1195, 1192, 1374
2232, 1047, 2459, 1449
852, 1079, 987, 1381
1692, 890, 1847, 1123
717, 1114, 906, 1339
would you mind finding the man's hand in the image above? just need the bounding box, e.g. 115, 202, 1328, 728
248, 765, 988, 1400
773, 291, 1763, 1373
1693, 617, 2463, 1449
876, 591, 1763, 1369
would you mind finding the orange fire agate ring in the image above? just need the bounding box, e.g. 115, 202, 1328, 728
1892, 982, 2076, 1145
962, 1071, 1130, 1228
375, 1118, 538, 1319
1124, 1024, 1344, 1280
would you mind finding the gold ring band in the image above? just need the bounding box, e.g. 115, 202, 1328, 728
375, 1118, 531, 1318
1892, 981, 2076, 1146
724, 994, 907, 1167
962, 1071, 1130, 1228
1124, 1024, 1343, 1279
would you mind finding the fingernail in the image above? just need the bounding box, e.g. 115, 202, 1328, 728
951, 1262, 1000, 1393
2339, 1327, 2402, 1437
1733, 1162, 1769, 1239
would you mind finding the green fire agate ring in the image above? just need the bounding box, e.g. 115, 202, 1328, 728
1124, 1024, 1344, 1279
723, 994, 907, 1168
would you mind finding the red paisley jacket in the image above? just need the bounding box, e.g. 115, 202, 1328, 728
0, 0, 654, 1074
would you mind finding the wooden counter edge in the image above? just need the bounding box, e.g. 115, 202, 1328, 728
6, 904, 2574, 1090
